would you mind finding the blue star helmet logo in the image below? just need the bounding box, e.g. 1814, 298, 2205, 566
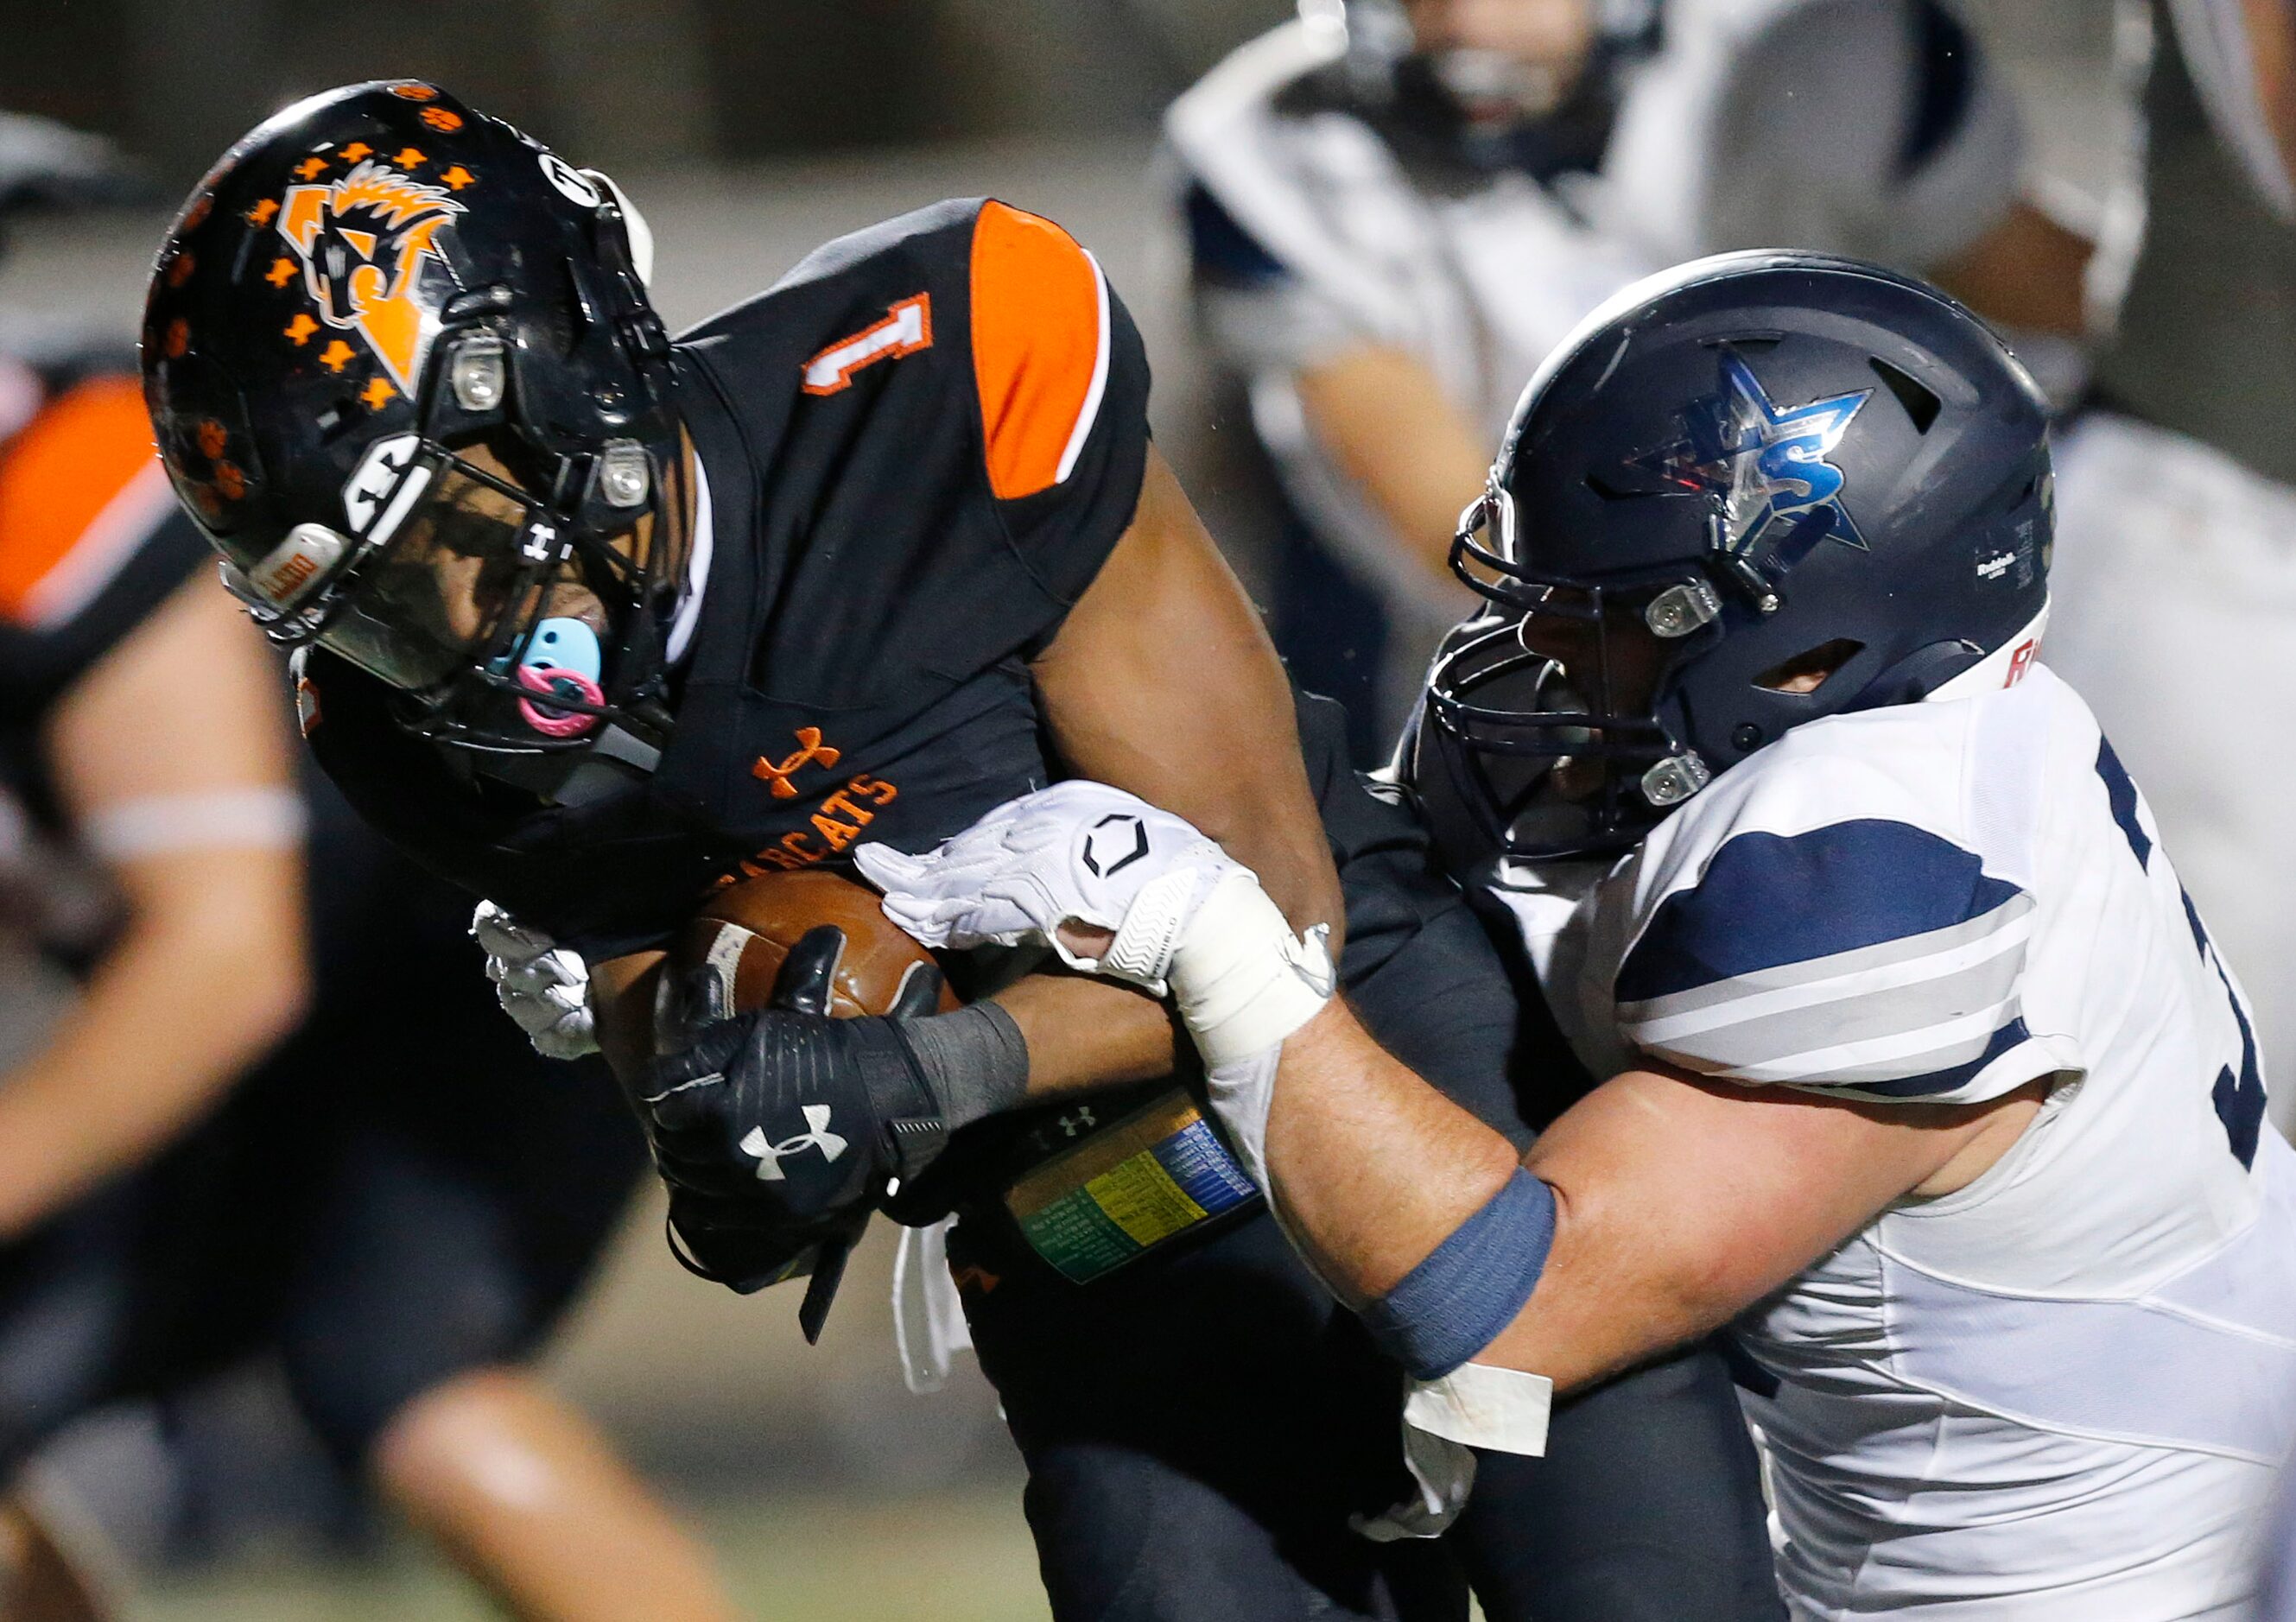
1631, 351, 1873, 554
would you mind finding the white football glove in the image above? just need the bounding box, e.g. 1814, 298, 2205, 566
471, 900, 599, 1061
854, 782, 1236, 993
854, 781, 1333, 1072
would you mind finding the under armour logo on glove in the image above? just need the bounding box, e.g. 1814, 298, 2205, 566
741, 1104, 850, 1182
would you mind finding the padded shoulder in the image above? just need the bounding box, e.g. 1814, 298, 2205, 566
967, 200, 1110, 501
1613, 719, 2052, 1102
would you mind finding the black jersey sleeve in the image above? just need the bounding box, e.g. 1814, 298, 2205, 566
678, 198, 1152, 715
0, 371, 212, 709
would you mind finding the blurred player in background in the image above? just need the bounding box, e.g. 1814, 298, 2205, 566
144, 82, 1779, 1622
0, 114, 733, 1622
2032, 0, 2296, 1116
1168, 0, 2033, 757
2122, 5, 2296, 1609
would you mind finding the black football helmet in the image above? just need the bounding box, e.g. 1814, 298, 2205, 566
1408, 250, 2052, 867
1303, 0, 1662, 174
141, 81, 682, 762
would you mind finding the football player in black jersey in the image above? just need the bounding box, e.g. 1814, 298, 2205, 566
0, 120, 739, 1619
143, 84, 1778, 1621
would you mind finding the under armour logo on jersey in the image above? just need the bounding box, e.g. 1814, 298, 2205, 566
752, 727, 842, 800
801, 294, 933, 396
1081, 813, 1150, 878
740, 1104, 849, 1182
1632, 352, 1872, 556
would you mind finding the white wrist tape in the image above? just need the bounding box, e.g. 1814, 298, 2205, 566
84, 786, 308, 860
1202, 1048, 1279, 1194
1168, 871, 1334, 1068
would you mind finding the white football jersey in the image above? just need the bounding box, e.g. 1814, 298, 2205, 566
1484, 663, 2294, 1619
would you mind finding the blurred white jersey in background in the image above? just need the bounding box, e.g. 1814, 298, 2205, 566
2044, 412, 2296, 1127
1164, 0, 2028, 738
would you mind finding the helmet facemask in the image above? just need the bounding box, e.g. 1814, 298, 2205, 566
222, 257, 688, 757
1429, 479, 1722, 858
1310, 0, 1661, 174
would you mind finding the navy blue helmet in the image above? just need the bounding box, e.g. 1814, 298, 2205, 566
1411, 250, 2052, 866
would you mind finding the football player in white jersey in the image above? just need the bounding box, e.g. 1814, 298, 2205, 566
1168, 0, 2032, 748
858, 254, 2295, 1619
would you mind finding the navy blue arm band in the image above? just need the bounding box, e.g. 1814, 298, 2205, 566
1357, 1168, 1556, 1381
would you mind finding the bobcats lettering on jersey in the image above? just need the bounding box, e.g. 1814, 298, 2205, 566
733, 775, 901, 875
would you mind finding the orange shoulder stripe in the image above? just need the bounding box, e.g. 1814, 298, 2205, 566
970, 200, 1107, 501
0, 377, 175, 627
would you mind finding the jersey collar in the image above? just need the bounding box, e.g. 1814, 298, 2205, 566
665, 449, 713, 668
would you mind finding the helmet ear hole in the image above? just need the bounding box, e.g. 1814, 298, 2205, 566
1868, 358, 1941, 434
1754, 638, 1862, 694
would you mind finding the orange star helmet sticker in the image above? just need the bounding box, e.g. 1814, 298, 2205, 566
276, 159, 464, 392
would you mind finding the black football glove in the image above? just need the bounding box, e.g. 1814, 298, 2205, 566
640, 926, 950, 1220
664, 1187, 870, 1343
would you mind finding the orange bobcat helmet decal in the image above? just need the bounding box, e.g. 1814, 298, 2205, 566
143, 82, 684, 758
276, 158, 463, 391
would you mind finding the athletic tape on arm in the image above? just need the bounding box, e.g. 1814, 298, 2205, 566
1168, 871, 1332, 1068
1372, 1169, 1559, 1462
1359, 1167, 1556, 1380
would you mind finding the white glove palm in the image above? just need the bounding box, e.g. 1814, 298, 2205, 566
472, 900, 599, 1061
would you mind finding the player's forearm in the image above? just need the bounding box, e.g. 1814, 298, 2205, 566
1260, 1000, 1521, 1305
1474, 1068, 2006, 1391
1928, 200, 2094, 339
0, 865, 307, 1237
1470, 1189, 1740, 1394
1261, 1008, 1846, 1393
1033, 449, 1343, 941
589, 950, 665, 1099
986, 973, 1176, 1099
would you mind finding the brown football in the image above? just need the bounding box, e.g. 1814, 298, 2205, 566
663, 869, 955, 1026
